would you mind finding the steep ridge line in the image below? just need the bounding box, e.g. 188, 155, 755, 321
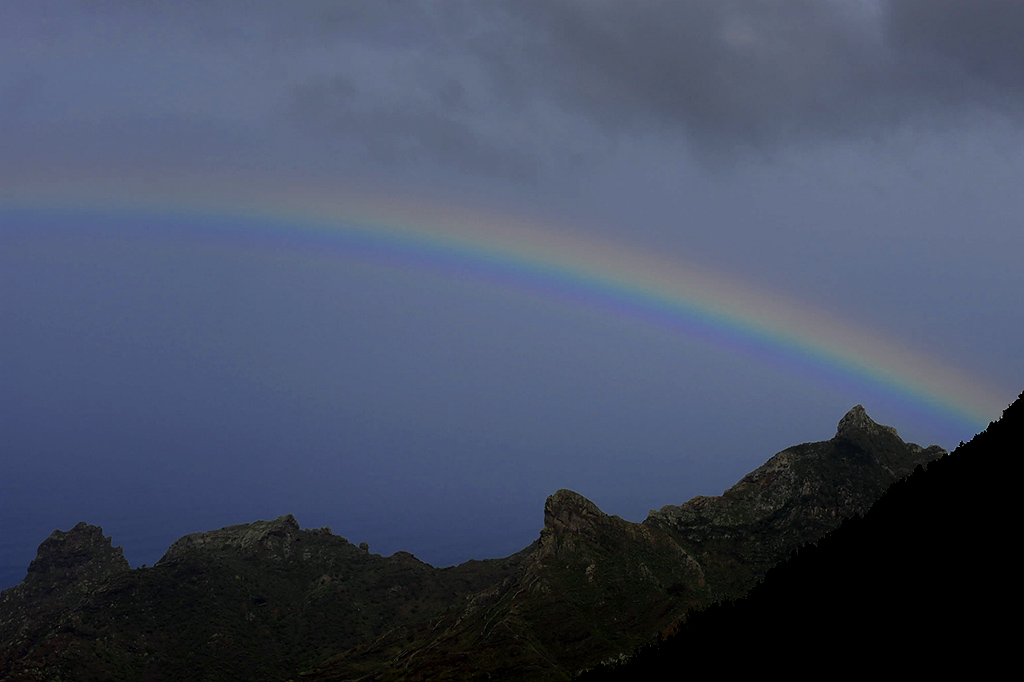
0, 406, 944, 681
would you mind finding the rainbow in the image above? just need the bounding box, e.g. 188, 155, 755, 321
0, 172, 1008, 430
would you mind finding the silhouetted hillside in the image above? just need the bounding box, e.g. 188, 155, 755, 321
579, 392, 1023, 680
0, 407, 948, 681
293, 406, 944, 681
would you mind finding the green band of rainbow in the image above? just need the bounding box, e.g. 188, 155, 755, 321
1, 176, 1007, 430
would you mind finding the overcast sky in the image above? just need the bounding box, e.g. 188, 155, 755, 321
2, 1, 1022, 587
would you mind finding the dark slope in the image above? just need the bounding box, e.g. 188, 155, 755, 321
579, 392, 1023, 680
644, 404, 943, 599
0, 407, 944, 681
297, 407, 942, 681
0, 517, 522, 682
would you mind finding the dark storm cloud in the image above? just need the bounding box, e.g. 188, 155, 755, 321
500, 1, 879, 146
887, 0, 1024, 91
281, 3, 568, 180
6, 2, 1022, 171
19, 1, 548, 179
497, 0, 1024, 148
285, 0, 1024, 164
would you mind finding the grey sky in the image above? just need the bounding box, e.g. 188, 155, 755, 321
2, 1, 1021, 586
5, 1, 1024, 171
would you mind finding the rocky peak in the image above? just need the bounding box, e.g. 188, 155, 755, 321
161, 514, 304, 562
646, 405, 945, 598
22, 522, 129, 592
544, 489, 605, 533
836, 405, 899, 440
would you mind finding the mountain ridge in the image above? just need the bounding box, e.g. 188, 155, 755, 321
579, 392, 1023, 679
0, 406, 945, 681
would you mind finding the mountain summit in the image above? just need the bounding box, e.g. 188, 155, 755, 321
21, 522, 130, 595
0, 407, 945, 681
836, 404, 896, 437
646, 405, 943, 597
581, 393, 1023, 679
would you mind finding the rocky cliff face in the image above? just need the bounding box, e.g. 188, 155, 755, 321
0, 524, 130, 681
21, 522, 130, 594
302, 406, 944, 681
0, 515, 519, 682
578, 394, 1024, 680
646, 405, 944, 597
0, 407, 945, 682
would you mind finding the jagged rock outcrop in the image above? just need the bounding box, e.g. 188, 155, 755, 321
0, 406, 947, 682
646, 405, 944, 597
21, 522, 130, 594
161, 514, 312, 562
307, 490, 707, 682
836, 404, 898, 438
0, 524, 130, 681
544, 489, 605, 533
0, 517, 519, 682
580, 394, 1023, 680
303, 407, 943, 681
